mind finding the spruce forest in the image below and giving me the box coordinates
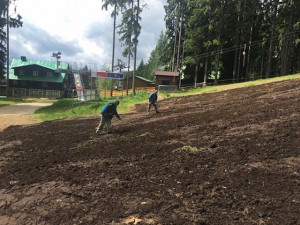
[140,0,300,84]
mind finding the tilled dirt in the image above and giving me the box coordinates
[0,79,299,225]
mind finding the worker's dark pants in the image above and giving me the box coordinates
[96,116,111,133]
[148,101,158,114]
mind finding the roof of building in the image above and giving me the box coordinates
[9,58,69,83]
[154,71,180,77]
[126,75,155,84]
[11,59,69,70]
[135,76,155,83]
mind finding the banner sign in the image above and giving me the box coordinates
[73,73,85,101]
[97,72,123,79]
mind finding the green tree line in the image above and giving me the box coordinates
[0,0,22,80]
[114,0,300,86]
[160,0,300,85]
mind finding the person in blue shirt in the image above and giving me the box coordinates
[96,99,121,134]
[148,90,159,117]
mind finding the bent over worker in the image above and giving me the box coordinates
[148,90,159,117]
[96,99,121,134]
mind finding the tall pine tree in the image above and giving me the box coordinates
[0,0,22,79]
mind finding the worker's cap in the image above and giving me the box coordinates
[155,90,158,93]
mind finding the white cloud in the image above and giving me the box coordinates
[10,0,167,70]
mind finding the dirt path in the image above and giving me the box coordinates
[0,102,55,131]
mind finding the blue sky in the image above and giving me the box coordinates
[9,0,167,71]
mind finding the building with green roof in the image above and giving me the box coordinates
[8,57,74,98]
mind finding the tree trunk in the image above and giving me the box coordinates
[179,40,185,89]
[266,0,279,78]
[6,1,9,97]
[194,64,198,88]
[260,46,264,77]
[126,0,133,96]
[214,44,221,84]
[280,0,294,76]
[237,44,242,81]
[110,4,117,97]
[172,19,178,72]
[204,57,208,86]
[214,29,221,84]
[126,54,130,96]
[246,26,253,79]
[232,0,242,82]
[237,0,246,81]
[176,13,183,72]
[132,0,140,95]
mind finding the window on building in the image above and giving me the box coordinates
[20,89,26,96]
[46,90,60,98]
[12,89,18,96]
[33,71,39,76]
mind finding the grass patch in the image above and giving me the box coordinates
[173,145,217,154]
[173,146,199,154]
[34,90,151,121]
[35,98,103,121]
[117,90,150,113]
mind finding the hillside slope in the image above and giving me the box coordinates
[0,79,300,225]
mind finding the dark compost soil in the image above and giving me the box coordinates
[0,79,299,225]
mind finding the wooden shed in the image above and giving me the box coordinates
[154,71,180,89]
[123,75,155,90]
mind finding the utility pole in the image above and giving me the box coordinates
[116,59,127,72]
[52,52,61,69]
[179,42,185,89]
[126,54,130,96]
[176,13,183,72]
[113,59,127,98]
[117,59,126,98]
[172,19,178,72]
[6,1,9,97]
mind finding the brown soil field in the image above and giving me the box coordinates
[0,79,299,225]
